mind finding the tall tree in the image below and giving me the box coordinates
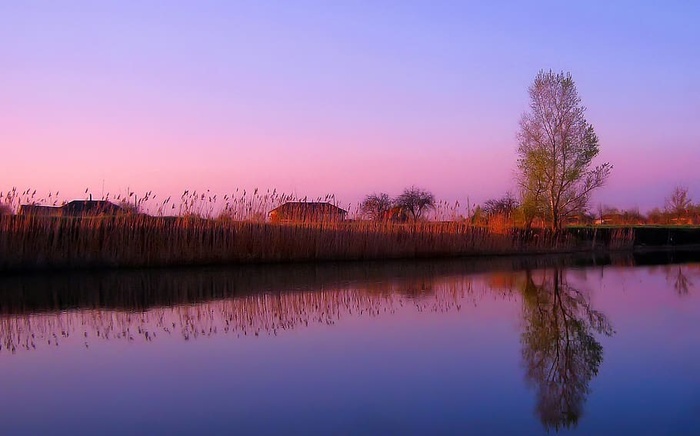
[395,186,435,221]
[359,193,392,221]
[517,70,611,231]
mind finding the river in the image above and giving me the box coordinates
[0,253,698,435]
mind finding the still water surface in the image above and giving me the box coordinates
[1,254,699,435]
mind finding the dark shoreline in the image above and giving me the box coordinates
[2,249,700,315]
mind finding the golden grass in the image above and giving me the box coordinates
[0,213,634,271]
[0,187,640,271]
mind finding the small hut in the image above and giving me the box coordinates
[18,205,61,216]
[60,200,126,216]
[268,202,347,223]
[19,200,126,217]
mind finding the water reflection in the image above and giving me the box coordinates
[666,264,695,296]
[1,254,699,432]
[0,259,499,353]
[0,256,605,353]
[520,269,613,431]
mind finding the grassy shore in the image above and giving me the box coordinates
[0,214,639,272]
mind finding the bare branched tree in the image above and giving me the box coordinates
[483,193,519,217]
[665,186,692,219]
[395,186,435,221]
[517,70,612,231]
[359,193,392,221]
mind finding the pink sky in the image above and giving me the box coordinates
[2,2,699,213]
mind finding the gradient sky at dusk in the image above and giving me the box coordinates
[2,1,698,211]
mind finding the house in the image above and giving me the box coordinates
[18,200,126,217]
[268,202,347,223]
[594,212,644,226]
[60,200,126,216]
[565,213,595,226]
[17,205,61,216]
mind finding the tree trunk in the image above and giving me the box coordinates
[551,208,560,233]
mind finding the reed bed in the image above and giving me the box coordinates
[0,186,636,271]
[0,214,634,271]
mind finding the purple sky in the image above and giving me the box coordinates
[2,1,699,212]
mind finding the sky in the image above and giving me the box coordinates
[2,0,699,213]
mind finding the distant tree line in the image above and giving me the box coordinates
[474,185,700,228]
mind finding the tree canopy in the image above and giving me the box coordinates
[517,70,611,231]
[395,186,435,221]
[483,193,519,217]
[359,193,392,221]
[665,186,692,218]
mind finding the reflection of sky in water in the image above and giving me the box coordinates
[581,265,700,435]
[0,261,698,435]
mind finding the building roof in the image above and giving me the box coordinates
[61,200,125,214]
[18,205,60,215]
[19,200,126,216]
[269,202,347,215]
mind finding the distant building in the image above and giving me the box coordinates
[17,205,60,216]
[18,200,126,217]
[594,212,644,226]
[268,202,347,223]
[565,213,595,226]
[60,200,126,216]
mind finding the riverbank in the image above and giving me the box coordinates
[3,215,695,272]
[0,215,635,272]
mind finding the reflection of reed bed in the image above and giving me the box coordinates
[5,259,692,355]
[0,254,620,315]
[0,277,488,354]
[0,215,634,271]
[1,253,660,354]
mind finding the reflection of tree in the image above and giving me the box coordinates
[520,269,613,431]
[666,266,693,296]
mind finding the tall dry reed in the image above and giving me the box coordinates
[0,213,634,272]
